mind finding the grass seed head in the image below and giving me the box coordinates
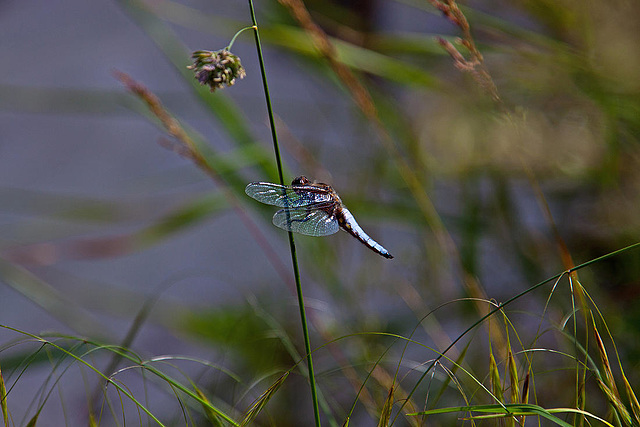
[188,49,246,92]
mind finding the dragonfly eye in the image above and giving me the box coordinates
[292,176,311,186]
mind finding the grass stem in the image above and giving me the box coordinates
[246,2,322,426]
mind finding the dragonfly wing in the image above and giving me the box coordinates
[273,207,339,237]
[245,182,296,207]
[246,182,330,208]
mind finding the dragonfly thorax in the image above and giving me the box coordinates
[292,176,311,186]
[292,176,338,199]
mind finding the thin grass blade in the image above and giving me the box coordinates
[241,373,289,426]
[0,361,7,427]
[376,385,394,427]
[0,258,106,336]
[26,413,38,427]
[521,371,529,405]
[408,403,579,427]
[591,319,633,424]
[622,373,640,425]
[592,321,620,398]
[507,350,518,404]
[503,313,519,407]
[489,350,504,403]
[506,350,518,427]
[194,386,224,427]
[596,379,633,427]
[432,340,470,408]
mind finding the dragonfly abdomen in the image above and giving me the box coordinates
[338,207,393,259]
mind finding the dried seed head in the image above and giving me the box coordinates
[187,49,246,92]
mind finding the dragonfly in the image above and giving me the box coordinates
[245,176,393,259]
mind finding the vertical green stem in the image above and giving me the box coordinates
[246,2,322,426]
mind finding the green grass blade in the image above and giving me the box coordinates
[622,374,640,425]
[507,350,518,404]
[25,413,38,427]
[376,385,394,427]
[489,350,503,404]
[408,403,616,427]
[430,340,470,408]
[246,1,321,425]
[194,387,225,427]
[0,361,7,427]
[591,318,633,425]
[240,373,288,426]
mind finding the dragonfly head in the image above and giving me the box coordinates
[292,176,311,186]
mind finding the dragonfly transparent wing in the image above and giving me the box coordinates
[245,182,333,208]
[272,207,339,236]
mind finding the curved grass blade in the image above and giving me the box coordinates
[0,258,107,337]
[408,403,615,427]
[240,373,288,426]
